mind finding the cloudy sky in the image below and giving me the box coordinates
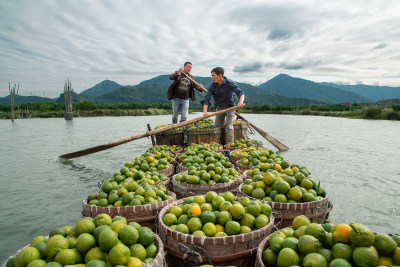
[1,0,399,98]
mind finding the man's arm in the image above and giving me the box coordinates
[169,67,183,80]
[238,94,245,108]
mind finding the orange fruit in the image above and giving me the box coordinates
[332,223,352,244]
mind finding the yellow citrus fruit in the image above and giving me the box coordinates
[187,217,202,233]
[163,213,178,226]
[202,223,217,237]
[75,218,96,235]
[110,220,126,235]
[230,203,245,220]
[25,259,46,267]
[332,223,352,244]
[223,192,235,202]
[188,205,202,218]
[126,257,143,267]
[219,201,232,212]
[46,235,69,259]
[54,249,76,265]
[294,226,307,239]
[84,247,107,263]
[215,224,224,233]
[30,236,45,246]
[129,244,147,261]
[15,247,40,267]
[93,214,112,227]
[193,195,206,205]
[169,206,183,218]
[393,247,400,265]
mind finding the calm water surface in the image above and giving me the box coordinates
[1,114,399,263]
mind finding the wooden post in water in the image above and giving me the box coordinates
[64,79,73,120]
[9,83,20,122]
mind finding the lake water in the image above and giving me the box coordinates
[1,114,399,263]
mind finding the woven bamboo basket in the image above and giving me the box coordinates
[170,173,244,199]
[235,160,252,172]
[155,129,184,146]
[157,164,175,177]
[158,197,277,267]
[238,183,332,228]
[187,128,221,144]
[82,191,177,230]
[255,233,271,267]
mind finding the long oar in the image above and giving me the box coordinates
[59,106,241,160]
[181,72,207,92]
[235,112,289,151]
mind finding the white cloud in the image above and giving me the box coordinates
[1,0,400,97]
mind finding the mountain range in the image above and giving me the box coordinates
[2,74,399,106]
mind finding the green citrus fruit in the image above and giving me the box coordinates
[138,227,154,247]
[15,247,40,267]
[129,244,147,261]
[120,225,139,246]
[45,235,68,259]
[108,243,130,265]
[277,247,300,267]
[302,252,327,267]
[76,233,95,253]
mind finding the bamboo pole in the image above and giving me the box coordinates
[235,112,289,151]
[59,106,241,159]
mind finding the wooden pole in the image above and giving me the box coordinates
[235,112,289,151]
[59,105,241,159]
[147,124,156,146]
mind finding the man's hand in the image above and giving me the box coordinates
[177,67,183,75]
[203,112,208,117]
[198,84,205,91]
[238,102,245,108]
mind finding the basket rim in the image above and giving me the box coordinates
[82,190,177,213]
[157,195,276,247]
[237,182,330,209]
[170,171,244,190]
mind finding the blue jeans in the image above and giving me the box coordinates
[172,97,189,123]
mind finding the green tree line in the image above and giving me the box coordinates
[1,101,399,120]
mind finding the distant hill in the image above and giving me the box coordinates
[0,95,54,105]
[321,82,400,102]
[5,73,400,106]
[258,74,373,104]
[80,80,122,96]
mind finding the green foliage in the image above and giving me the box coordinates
[361,106,382,119]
